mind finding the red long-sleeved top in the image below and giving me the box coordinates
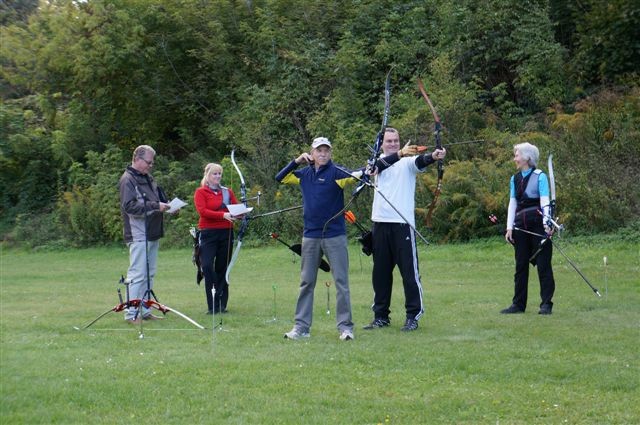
[194,186,239,230]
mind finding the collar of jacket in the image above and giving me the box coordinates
[310,160,333,173]
[126,165,153,182]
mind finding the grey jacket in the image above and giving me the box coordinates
[119,166,164,243]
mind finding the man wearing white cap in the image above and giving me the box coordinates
[275,137,359,341]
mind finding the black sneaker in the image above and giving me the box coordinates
[401,318,418,332]
[363,318,390,330]
[538,304,552,315]
[500,305,525,314]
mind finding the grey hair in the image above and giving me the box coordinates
[384,127,399,135]
[132,145,156,162]
[514,142,539,167]
[201,163,223,187]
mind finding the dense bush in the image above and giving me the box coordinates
[1,0,638,248]
[549,88,640,233]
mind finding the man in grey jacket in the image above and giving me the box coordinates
[119,145,170,323]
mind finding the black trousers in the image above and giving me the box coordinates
[371,222,424,320]
[199,228,233,312]
[512,224,555,310]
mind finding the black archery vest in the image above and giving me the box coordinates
[514,169,543,228]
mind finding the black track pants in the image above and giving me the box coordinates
[371,222,424,320]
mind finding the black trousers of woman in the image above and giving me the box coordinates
[198,228,233,313]
[512,223,555,311]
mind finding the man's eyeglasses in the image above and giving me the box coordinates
[140,157,154,166]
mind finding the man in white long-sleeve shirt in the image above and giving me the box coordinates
[364,127,446,332]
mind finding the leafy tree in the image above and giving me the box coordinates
[0,96,62,234]
[1,0,638,247]
[548,88,640,232]
[571,0,640,84]
[436,0,569,114]
[0,0,39,26]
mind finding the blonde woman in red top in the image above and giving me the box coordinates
[194,163,239,314]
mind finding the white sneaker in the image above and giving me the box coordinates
[284,328,310,340]
[339,330,354,341]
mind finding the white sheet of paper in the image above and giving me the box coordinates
[167,197,188,214]
[226,203,253,217]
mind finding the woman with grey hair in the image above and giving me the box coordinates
[502,142,556,315]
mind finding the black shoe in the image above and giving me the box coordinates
[401,318,418,332]
[500,305,525,314]
[538,304,552,315]
[363,318,390,330]
[206,310,213,315]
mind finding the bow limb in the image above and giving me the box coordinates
[381,67,393,131]
[226,150,250,285]
[231,149,247,204]
[539,154,563,235]
[78,306,123,330]
[354,67,394,197]
[327,69,394,235]
[77,288,132,329]
[144,300,206,329]
[546,154,557,229]
[417,78,444,228]
[373,67,393,162]
[547,154,556,204]
[531,154,562,262]
[225,237,244,284]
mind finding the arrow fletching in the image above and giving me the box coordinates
[344,210,356,224]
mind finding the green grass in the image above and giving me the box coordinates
[1,238,638,424]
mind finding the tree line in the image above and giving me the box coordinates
[1,0,639,248]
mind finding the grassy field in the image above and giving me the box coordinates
[1,237,638,424]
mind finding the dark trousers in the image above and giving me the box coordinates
[512,224,555,310]
[371,222,424,321]
[199,229,233,312]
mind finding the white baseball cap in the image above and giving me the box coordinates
[311,137,332,149]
